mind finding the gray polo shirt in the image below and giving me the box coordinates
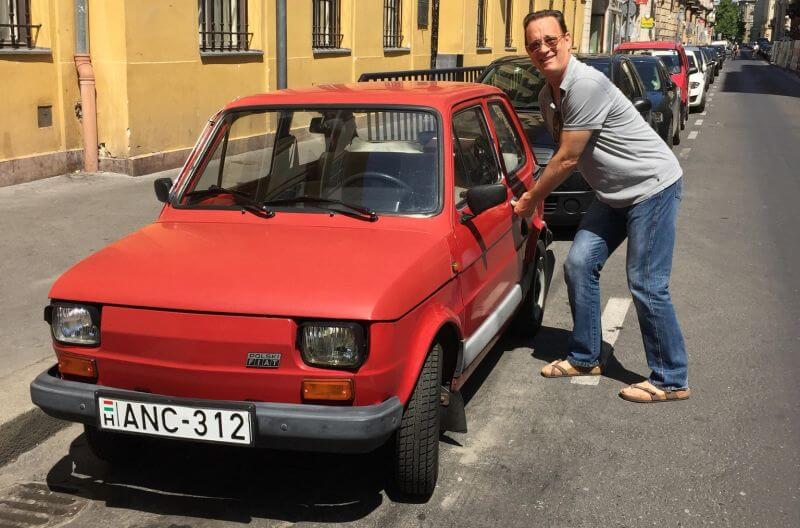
[539,56,682,207]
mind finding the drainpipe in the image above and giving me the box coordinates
[276,0,287,89]
[74,0,98,172]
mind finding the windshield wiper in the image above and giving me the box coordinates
[264,195,378,222]
[184,185,275,218]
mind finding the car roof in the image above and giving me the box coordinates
[616,41,684,51]
[226,81,505,111]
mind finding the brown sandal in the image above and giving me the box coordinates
[541,360,602,378]
[619,382,691,403]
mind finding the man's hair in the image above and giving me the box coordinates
[522,10,568,45]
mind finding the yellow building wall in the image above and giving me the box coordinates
[0,0,81,164]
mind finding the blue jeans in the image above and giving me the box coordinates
[563,180,688,390]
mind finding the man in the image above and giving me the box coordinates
[512,10,690,403]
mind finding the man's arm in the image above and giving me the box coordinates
[512,129,592,217]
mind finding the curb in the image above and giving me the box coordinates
[0,407,70,468]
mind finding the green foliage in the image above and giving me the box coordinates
[715,0,740,40]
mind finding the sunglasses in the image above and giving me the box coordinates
[526,34,565,53]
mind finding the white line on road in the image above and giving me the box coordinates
[679,147,692,159]
[688,131,698,140]
[695,119,703,126]
[572,297,632,386]
[700,111,707,116]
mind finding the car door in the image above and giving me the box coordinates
[451,101,519,367]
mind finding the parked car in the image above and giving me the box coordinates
[30,82,554,499]
[683,51,707,112]
[699,46,719,79]
[615,41,690,132]
[685,46,713,89]
[478,56,594,226]
[628,55,682,145]
[479,54,658,226]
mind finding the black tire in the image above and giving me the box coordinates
[84,424,144,465]
[680,105,687,130]
[511,239,548,338]
[394,343,441,499]
[672,117,681,146]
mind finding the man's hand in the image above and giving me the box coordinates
[512,191,538,217]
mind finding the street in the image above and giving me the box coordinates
[1,54,799,527]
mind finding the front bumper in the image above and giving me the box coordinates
[30,366,403,453]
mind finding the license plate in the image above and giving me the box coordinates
[97,396,253,445]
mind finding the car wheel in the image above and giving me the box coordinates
[84,424,144,465]
[511,239,549,337]
[680,105,686,130]
[672,117,681,146]
[394,342,441,499]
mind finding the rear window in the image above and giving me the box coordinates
[479,62,546,110]
[620,49,681,74]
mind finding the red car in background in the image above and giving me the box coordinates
[30,82,553,499]
[615,41,690,131]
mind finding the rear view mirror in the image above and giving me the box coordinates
[689,66,698,75]
[309,116,326,134]
[461,183,508,222]
[633,98,652,113]
[154,178,173,203]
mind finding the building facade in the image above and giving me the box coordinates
[1,0,585,187]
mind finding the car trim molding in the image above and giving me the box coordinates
[461,284,522,367]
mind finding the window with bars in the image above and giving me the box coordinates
[313,0,343,49]
[476,0,487,48]
[384,0,403,48]
[0,0,37,49]
[198,0,250,52]
[505,0,513,48]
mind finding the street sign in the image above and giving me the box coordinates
[641,17,655,29]
[626,0,637,17]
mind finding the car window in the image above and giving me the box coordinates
[616,62,638,100]
[182,107,440,215]
[650,50,681,74]
[487,102,526,175]
[452,107,501,206]
[633,61,661,91]
[687,54,697,69]
[480,62,546,111]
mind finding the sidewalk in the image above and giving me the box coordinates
[0,169,177,463]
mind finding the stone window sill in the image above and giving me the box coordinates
[313,48,352,57]
[0,47,51,56]
[384,47,411,55]
[477,47,492,53]
[200,49,264,58]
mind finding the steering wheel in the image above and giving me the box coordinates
[334,171,414,210]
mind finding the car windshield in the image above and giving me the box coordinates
[650,51,681,73]
[179,108,440,215]
[632,60,662,91]
[479,62,546,110]
[581,59,611,78]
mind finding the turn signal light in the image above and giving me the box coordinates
[302,379,354,403]
[57,351,97,381]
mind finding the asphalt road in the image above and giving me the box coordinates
[1,55,798,527]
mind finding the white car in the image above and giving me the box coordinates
[685,51,706,112]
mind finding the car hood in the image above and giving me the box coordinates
[49,221,454,321]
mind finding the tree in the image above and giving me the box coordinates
[715,0,740,40]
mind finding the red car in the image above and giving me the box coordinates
[615,41,690,131]
[31,82,552,498]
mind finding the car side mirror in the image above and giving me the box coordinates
[633,98,652,113]
[461,183,508,223]
[154,177,173,203]
[689,66,698,75]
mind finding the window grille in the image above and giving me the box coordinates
[313,0,343,49]
[198,0,250,52]
[505,0,513,48]
[384,0,403,48]
[0,0,38,49]
[477,0,487,48]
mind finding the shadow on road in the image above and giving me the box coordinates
[721,63,800,98]
[46,433,392,523]
[527,326,646,386]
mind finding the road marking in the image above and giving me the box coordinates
[688,131,698,140]
[571,297,632,386]
[695,119,703,126]
[679,147,692,159]
[700,111,707,116]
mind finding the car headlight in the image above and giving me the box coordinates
[690,82,700,89]
[652,112,663,123]
[45,303,101,346]
[299,323,366,368]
